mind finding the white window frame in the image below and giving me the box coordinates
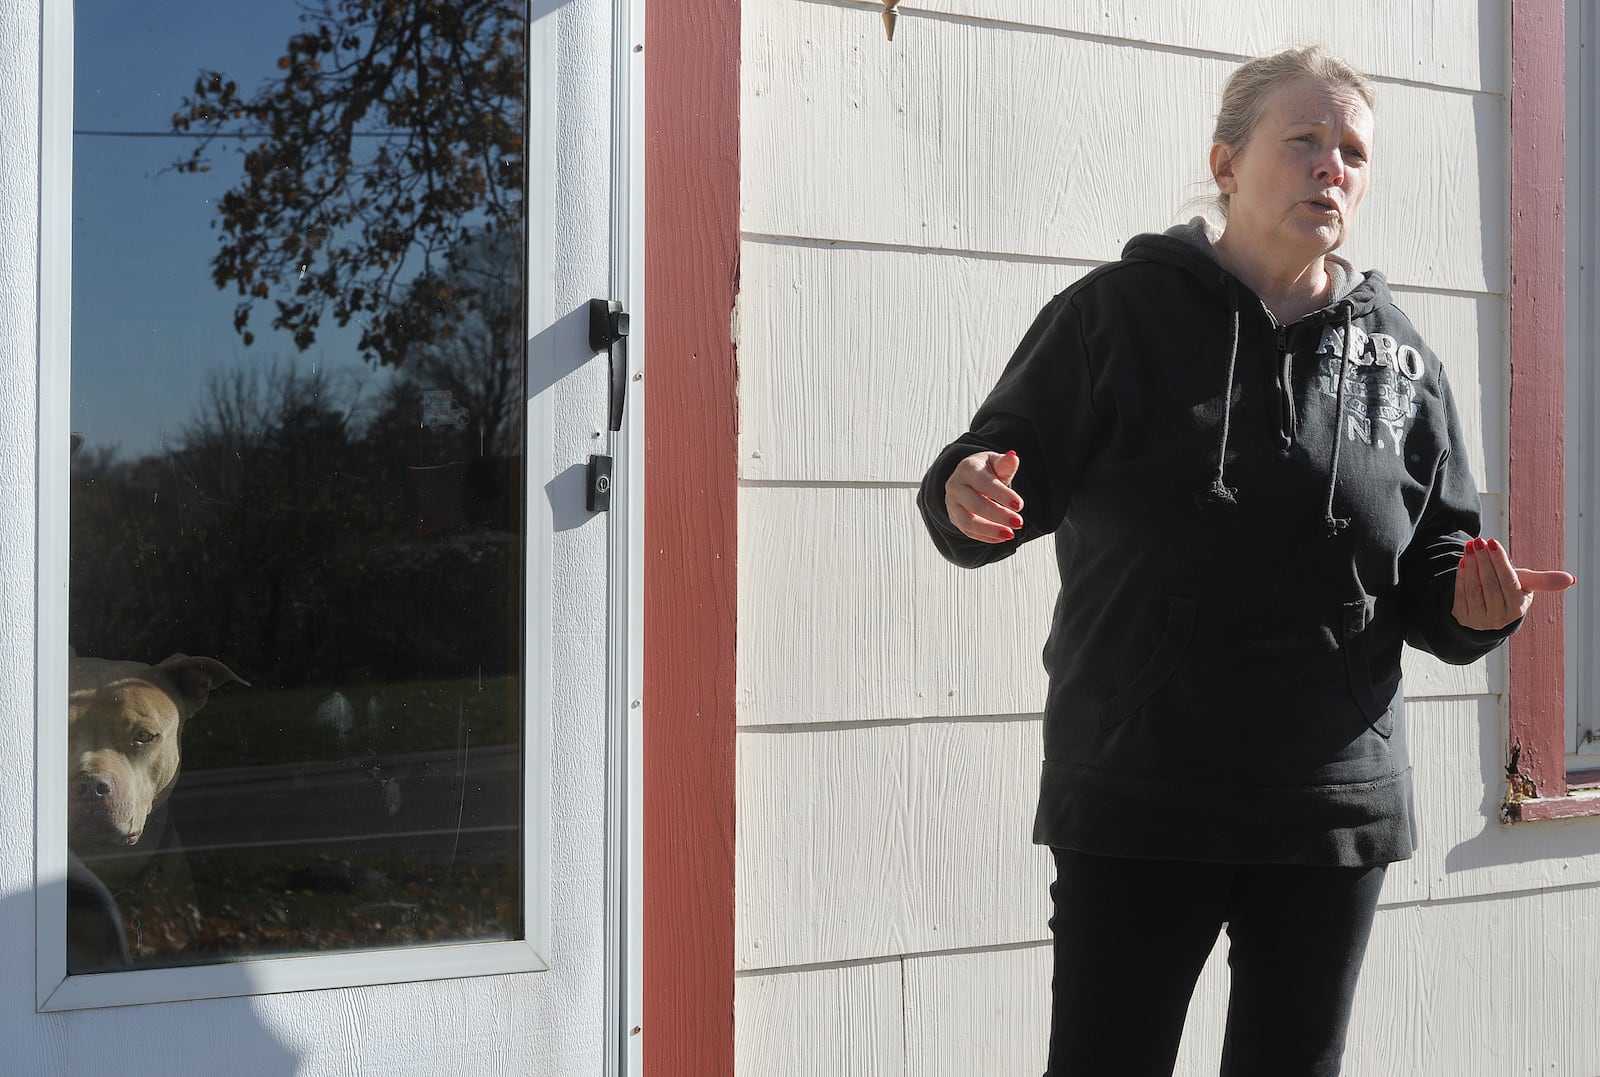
[30,0,642,1011]
[1568,0,1599,762]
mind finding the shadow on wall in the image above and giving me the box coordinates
[1444,698,1600,873]
[4,882,302,1076]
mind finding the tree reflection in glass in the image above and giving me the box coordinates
[67,0,528,971]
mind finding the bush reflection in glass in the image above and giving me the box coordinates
[67,0,528,971]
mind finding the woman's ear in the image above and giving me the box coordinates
[1210,142,1238,195]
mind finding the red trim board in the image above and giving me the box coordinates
[1506,0,1571,808]
[642,1,741,1073]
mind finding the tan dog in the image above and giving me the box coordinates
[68,653,246,855]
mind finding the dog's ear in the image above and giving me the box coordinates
[153,654,250,717]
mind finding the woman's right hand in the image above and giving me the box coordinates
[944,450,1025,543]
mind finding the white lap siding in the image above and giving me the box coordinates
[735,2,1600,1075]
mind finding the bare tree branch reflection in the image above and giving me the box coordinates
[388,229,524,458]
[171,0,525,365]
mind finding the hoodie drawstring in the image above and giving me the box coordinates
[1322,301,1355,538]
[1195,286,1241,509]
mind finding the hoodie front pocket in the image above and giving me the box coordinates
[1095,595,1196,731]
[1341,597,1391,736]
[1153,594,1393,764]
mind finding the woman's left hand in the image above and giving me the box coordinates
[1453,537,1577,631]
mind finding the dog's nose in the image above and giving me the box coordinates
[72,775,112,800]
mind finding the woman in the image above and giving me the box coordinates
[917,46,1575,1077]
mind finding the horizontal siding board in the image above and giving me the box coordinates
[900,937,1236,1076]
[1380,798,1433,906]
[884,0,1502,93]
[737,242,1085,486]
[1408,696,1600,900]
[739,486,1056,725]
[735,699,1599,972]
[734,961,906,1076]
[744,4,1504,294]
[1400,642,1498,702]
[1387,287,1507,494]
[1344,887,1600,1075]
[739,486,1494,727]
[894,886,1600,1076]
[902,945,1051,1076]
[739,243,1503,490]
[733,694,1589,980]
[736,720,1050,969]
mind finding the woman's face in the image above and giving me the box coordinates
[1212,77,1375,259]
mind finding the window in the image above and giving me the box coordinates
[39,0,554,1006]
[1503,0,1598,819]
[1568,1,1600,767]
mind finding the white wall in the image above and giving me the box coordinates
[734,2,1600,1073]
[0,1,620,1072]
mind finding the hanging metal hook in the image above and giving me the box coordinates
[882,0,900,40]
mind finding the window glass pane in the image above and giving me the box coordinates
[67,0,528,972]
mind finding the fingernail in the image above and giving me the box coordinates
[1005,450,1017,457]
[999,528,1015,541]
[1489,538,1503,552]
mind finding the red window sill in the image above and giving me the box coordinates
[1504,772,1600,822]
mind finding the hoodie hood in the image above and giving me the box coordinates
[1119,218,1391,322]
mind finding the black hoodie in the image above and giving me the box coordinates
[918,224,1517,866]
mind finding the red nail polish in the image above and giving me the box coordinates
[999,527,1015,541]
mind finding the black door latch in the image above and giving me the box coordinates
[589,298,629,433]
[586,453,613,513]
[586,298,628,513]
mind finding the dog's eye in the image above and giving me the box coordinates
[131,729,158,745]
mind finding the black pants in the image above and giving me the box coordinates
[1046,848,1387,1077]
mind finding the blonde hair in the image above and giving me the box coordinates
[1211,45,1376,219]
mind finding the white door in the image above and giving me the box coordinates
[38,0,641,1071]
